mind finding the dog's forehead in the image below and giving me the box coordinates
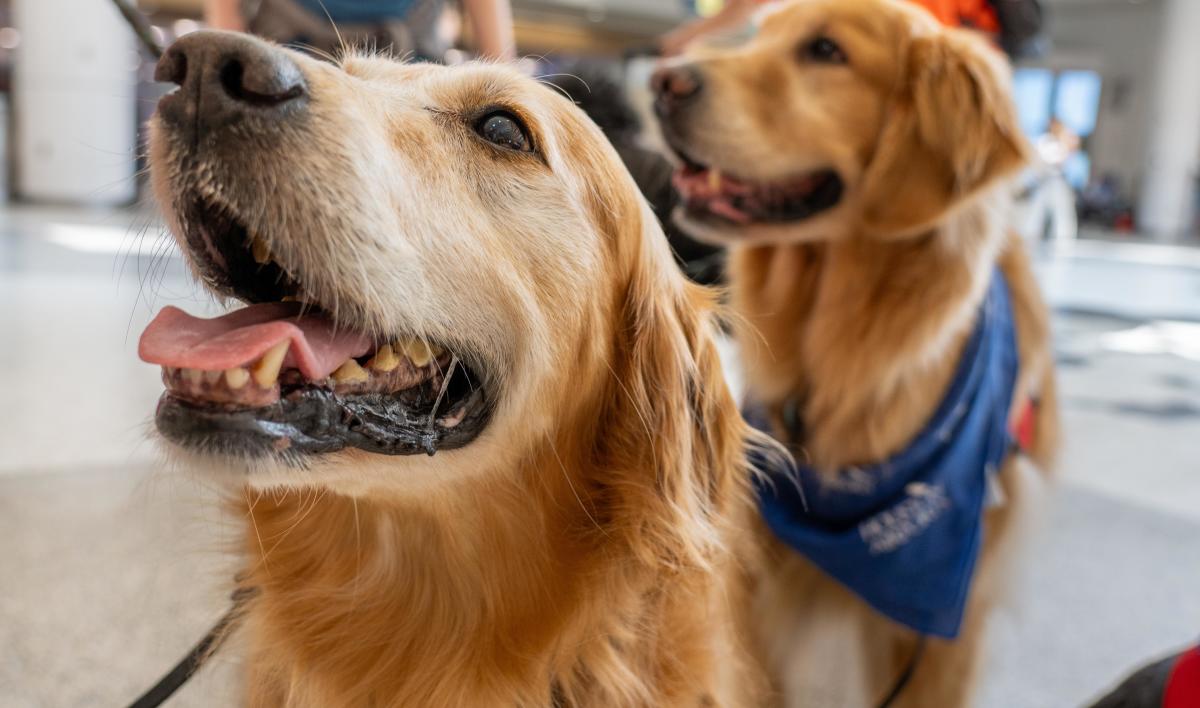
[757,0,913,42]
[332,56,609,179]
[340,57,554,114]
[427,66,545,110]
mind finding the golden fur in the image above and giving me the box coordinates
[659,0,1061,705]
[149,54,769,705]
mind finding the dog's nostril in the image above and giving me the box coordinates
[651,67,702,108]
[154,48,188,86]
[219,59,247,101]
[651,69,671,96]
[219,56,306,108]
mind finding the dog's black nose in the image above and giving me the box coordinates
[651,65,702,114]
[155,30,306,135]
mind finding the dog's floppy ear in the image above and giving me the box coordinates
[564,109,751,575]
[596,201,751,574]
[860,28,1030,236]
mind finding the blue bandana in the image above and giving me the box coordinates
[748,271,1019,639]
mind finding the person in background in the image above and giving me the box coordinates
[204,0,515,63]
[1018,116,1080,247]
[660,0,1003,56]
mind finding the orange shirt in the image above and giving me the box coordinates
[741,0,1000,32]
[914,0,1000,32]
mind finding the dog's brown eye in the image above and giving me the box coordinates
[476,112,532,152]
[803,37,847,65]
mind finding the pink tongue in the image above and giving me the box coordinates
[139,304,374,381]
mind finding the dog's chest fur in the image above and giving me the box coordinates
[729,221,1000,468]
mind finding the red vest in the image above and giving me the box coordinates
[915,0,1001,32]
[1166,646,1200,708]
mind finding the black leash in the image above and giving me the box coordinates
[109,0,164,59]
[126,586,255,708]
[875,635,927,708]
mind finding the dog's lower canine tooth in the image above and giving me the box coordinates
[708,169,722,191]
[332,359,369,383]
[251,237,271,265]
[252,340,289,387]
[402,339,433,368]
[368,344,400,372]
[225,367,250,389]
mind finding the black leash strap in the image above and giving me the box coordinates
[126,587,255,708]
[109,0,164,59]
[876,635,927,708]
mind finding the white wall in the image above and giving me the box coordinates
[12,0,138,205]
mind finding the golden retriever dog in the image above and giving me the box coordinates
[651,0,1061,705]
[138,31,771,706]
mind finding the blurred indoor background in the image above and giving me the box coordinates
[0,0,1198,706]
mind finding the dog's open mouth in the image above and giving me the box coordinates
[671,162,843,225]
[139,198,490,459]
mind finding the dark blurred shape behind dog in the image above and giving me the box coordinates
[540,64,724,285]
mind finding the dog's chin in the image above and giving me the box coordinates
[673,201,849,248]
[157,424,502,495]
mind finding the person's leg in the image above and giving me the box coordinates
[1050,176,1078,248]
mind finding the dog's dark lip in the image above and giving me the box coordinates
[671,144,708,173]
[156,365,492,459]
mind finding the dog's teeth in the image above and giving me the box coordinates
[429,342,445,358]
[368,344,400,372]
[708,169,722,191]
[332,359,369,383]
[251,340,289,387]
[203,370,223,385]
[400,339,433,368]
[183,368,203,385]
[251,236,271,265]
[225,367,250,389]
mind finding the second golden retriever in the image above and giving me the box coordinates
[653,0,1060,705]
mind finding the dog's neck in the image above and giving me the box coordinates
[237,459,592,706]
[730,192,1009,467]
[233,301,761,706]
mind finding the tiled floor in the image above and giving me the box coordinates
[1,208,1198,707]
